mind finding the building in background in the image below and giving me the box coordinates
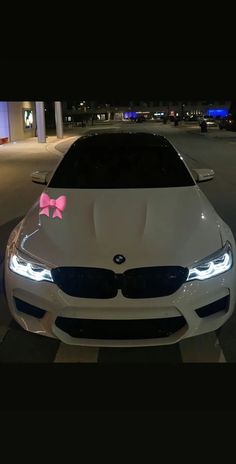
[0,102,9,144]
[0,100,232,144]
[0,101,35,144]
[62,100,231,126]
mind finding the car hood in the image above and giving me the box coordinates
[18,186,222,270]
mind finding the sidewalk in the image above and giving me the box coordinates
[0,135,78,159]
[0,121,119,158]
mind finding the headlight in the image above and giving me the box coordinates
[187,241,233,281]
[9,249,53,282]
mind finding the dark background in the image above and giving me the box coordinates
[1,59,236,103]
[1,57,236,412]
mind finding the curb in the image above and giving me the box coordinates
[45,143,63,157]
[54,136,81,154]
[46,136,79,157]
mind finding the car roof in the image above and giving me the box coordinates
[74,131,169,147]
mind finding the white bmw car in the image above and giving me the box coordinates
[4,132,236,346]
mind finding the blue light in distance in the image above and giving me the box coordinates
[124,111,137,119]
[207,108,228,118]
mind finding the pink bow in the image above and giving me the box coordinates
[39,193,66,219]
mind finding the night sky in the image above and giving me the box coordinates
[1,59,236,103]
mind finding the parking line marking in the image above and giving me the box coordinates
[54,344,99,363]
[179,332,225,363]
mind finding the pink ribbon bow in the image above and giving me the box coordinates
[39,193,67,219]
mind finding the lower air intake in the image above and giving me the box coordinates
[55,315,186,339]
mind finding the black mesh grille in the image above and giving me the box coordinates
[51,266,188,299]
[123,267,188,298]
[55,316,186,339]
[51,267,116,298]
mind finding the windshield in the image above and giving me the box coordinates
[49,133,195,189]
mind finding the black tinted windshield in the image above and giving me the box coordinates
[49,133,194,189]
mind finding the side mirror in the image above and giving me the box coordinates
[31,171,51,185]
[193,168,215,183]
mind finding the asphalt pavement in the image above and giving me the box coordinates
[1,122,236,362]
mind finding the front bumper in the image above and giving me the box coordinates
[4,259,236,347]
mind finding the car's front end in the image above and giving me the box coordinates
[4,186,236,347]
[4,258,236,347]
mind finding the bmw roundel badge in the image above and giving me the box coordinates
[113,254,126,264]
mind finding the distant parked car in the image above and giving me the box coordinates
[183,115,201,123]
[219,117,236,131]
[199,116,217,127]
